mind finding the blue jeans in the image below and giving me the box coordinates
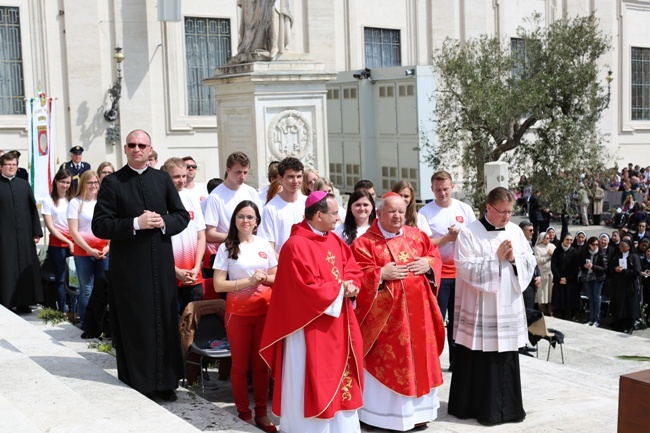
[584,280,604,324]
[437,278,456,368]
[74,255,109,326]
[48,246,69,313]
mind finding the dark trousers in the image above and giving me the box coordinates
[437,278,456,368]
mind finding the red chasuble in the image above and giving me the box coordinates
[259,221,364,418]
[351,221,445,398]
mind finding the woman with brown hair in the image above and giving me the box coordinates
[67,170,109,327]
[391,180,432,236]
[213,200,278,431]
[41,168,75,313]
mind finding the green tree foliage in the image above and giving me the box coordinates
[428,13,612,211]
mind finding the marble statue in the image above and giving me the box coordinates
[230,0,293,63]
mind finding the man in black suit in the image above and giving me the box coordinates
[92,129,189,402]
[60,145,91,193]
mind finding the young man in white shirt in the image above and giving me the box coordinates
[418,170,476,371]
[204,152,263,244]
[162,157,207,314]
[258,157,306,253]
[182,156,209,204]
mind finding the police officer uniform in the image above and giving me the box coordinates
[60,145,91,193]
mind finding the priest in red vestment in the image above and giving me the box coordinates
[259,191,364,433]
[351,192,446,431]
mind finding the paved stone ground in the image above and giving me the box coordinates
[5,300,648,433]
[4,214,647,432]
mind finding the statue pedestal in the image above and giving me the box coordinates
[204,60,336,188]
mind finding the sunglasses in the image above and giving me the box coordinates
[126,143,149,150]
[186,164,197,170]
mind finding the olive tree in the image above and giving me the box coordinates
[427,13,612,211]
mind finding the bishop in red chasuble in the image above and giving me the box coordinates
[351,193,445,431]
[260,192,364,433]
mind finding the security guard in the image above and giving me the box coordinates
[60,145,91,193]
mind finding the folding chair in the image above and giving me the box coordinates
[528,314,565,364]
[185,311,231,389]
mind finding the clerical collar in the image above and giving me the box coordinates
[1,173,16,180]
[128,164,148,175]
[378,222,403,239]
[306,222,327,236]
[480,216,505,232]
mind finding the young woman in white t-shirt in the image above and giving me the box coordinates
[41,169,74,313]
[67,170,109,328]
[335,188,376,246]
[213,200,278,432]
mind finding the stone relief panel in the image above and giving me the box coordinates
[266,109,315,167]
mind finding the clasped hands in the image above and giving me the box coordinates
[342,280,359,298]
[176,267,200,285]
[381,257,431,281]
[250,269,268,286]
[138,210,165,230]
[496,240,515,263]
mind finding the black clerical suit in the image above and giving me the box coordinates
[91,165,189,395]
[0,175,43,309]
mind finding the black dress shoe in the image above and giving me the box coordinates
[155,390,177,402]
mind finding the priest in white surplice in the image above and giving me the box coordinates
[448,187,536,426]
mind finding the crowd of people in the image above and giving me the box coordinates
[4,136,645,432]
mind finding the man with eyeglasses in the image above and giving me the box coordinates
[161,157,206,314]
[0,152,44,313]
[350,193,445,431]
[260,191,364,432]
[92,129,190,402]
[182,156,208,204]
[449,187,537,426]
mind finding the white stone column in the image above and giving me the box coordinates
[204,61,336,188]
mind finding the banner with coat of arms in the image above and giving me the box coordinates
[26,92,56,202]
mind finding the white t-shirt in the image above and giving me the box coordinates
[257,194,306,253]
[67,197,104,248]
[41,196,70,233]
[334,223,370,245]
[258,184,270,203]
[172,189,206,271]
[417,213,432,236]
[203,183,263,233]
[213,235,278,278]
[185,182,209,204]
[418,198,476,264]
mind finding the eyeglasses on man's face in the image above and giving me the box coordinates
[489,204,513,216]
[126,142,150,150]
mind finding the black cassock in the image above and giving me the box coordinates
[92,166,189,394]
[0,176,43,309]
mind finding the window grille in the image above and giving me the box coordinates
[185,17,231,116]
[0,6,25,115]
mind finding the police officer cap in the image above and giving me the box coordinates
[8,150,21,158]
[69,146,85,155]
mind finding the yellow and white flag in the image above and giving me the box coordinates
[27,94,56,202]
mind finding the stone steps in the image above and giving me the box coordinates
[0,306,256,433]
